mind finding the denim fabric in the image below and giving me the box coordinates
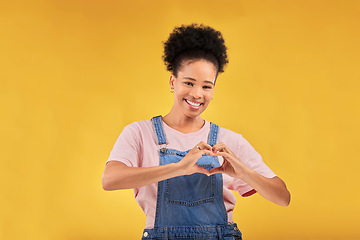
[143,116,242,240]
[142,223,242,240]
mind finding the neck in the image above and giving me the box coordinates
[162,106,205,133]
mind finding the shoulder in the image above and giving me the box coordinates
[211,124,242,153]
[113,119,157,150]
[217,125,245,144]
[218,125,257,145]
[117,119,154,140]
[123,119,153,132]
[216,124,259,157]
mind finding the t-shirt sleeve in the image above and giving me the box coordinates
[225,133,277,197]
[106,122,142,167]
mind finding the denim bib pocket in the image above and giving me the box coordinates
[165,164,215,206]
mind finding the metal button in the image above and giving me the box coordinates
[143,232,149,237]
[160,148,166,153]
[234,226,238,231]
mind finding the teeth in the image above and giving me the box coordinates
[186,99,201,107]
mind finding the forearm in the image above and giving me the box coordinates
[102,162,183,190]
[240,169,291,206]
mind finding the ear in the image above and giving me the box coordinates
[169,74,176,89]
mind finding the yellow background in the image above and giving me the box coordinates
[1,0,359,239]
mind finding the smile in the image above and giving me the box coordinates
[185,99,203,108]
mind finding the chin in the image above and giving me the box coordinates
[185,109,206,118]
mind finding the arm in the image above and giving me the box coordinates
[209,142,291,206]
[102,161,182,190]
[102,141,215,191]
[240,172,290,206]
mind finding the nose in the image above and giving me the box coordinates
[189,86,202,99]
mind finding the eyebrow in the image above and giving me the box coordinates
[183,77,214,85]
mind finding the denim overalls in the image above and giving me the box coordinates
[141,116,242,240]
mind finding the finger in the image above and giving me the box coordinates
[196,142,213,151]
[211,142,227,152]
[201,149,216,156]
[212,142,233,154]
[213,151,234,162]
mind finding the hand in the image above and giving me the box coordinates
[176,141,215,176]
[209,143,291,206]
[209,142,251,179]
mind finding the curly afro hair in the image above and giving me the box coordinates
[162,23,228,78]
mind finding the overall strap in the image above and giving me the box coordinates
[208,122,220,147]
[151,115,168,146]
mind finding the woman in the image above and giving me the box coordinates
[102,23,290,240]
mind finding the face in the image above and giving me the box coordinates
[170,59,217,118]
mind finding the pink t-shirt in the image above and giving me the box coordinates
[106,119,276,229]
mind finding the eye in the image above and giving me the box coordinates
[184,82,193,86]
[203,85,212,89]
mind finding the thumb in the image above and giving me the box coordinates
[194,165,211,176]
[208,167,223,175]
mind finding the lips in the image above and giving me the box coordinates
[184,99,203,110]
